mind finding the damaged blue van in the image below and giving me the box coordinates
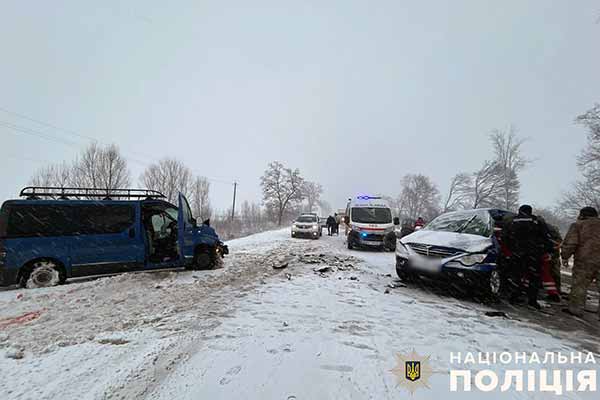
[0,187,227,288]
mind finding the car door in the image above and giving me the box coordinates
[177,193,196,263]
[70,203,145,276]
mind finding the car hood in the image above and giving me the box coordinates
[400,230,493,253]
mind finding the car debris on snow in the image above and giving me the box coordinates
[272,262,289,270]
[484,311,510,318]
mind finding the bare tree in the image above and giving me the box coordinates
[30,162,72,188]
[189,176,212,220]
[443,172,472,212]
[559,179,600,219]
[575,103,600,185]
[471,161,503,208]
[302,181,323,213]
[490,126,528,210]
[72,143,131,195]
[397,174,441,221]
[260,161,305,226]
[560,104,600,217]
[140,158,193,203]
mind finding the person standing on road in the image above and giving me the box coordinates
[326,215,335,236]
[502,205,553,309]
[561,207,600,319]
[334,213,341,236]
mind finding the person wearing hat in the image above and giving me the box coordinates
[561,207,600,318]
[502,205,553,309]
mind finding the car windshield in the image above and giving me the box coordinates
[351,207,392,224]
[425,210,492,237]
[296,216,317,223]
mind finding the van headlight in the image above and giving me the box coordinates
[455,253,487,266]
[312,224,319,229]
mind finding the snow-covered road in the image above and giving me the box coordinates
[0,229,598,399]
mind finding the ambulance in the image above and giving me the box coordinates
[344,195,396,250]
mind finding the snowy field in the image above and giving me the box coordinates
[0,229,598,399]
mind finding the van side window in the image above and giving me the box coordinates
[77,205,135,235]
[6,204,76,237]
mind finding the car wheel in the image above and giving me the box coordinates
[21,260,64,289]
[194,251,213,270]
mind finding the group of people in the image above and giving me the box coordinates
[501,204,600,319]
[326,213,341,236]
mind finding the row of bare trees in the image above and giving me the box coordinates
[30,143,131,191]
[388,127,530,223]
[29,143,213,221]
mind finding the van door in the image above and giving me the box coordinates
[177,193,196,263]
[70,203,144,276]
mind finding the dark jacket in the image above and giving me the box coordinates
[502,212,552,256]
[326,216,336,226]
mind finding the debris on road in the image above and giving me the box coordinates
[0,310,44,330]
[484,311,510,318]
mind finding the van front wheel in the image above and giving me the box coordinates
[194,250,213,270]
[21,260,65,289]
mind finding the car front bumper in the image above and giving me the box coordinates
[396,255,495,278]
[292,228,320,237]
[348,230,386,247]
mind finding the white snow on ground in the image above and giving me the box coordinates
[0,229,598,399]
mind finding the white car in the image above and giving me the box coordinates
[291,214,321,239]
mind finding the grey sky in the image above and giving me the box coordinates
[1,1,599,213]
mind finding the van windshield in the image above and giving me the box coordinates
[425,210,492,237]
[351,207,392,224]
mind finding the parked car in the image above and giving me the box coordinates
[395,208,514,296]
[291,214,321,239]
[0,186,227,288]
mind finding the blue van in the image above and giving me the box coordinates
[0,187,227,288]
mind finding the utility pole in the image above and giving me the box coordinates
[231,181,237,221]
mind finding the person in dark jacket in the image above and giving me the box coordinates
[326,215,336,236]
[502,205,553,309]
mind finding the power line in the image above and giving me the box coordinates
[0,107,237,186]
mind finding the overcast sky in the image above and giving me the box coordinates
[1,1,599,214]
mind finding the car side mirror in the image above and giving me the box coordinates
[344,216,350,224]
[393,217,400,226]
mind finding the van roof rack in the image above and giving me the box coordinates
[19,186,166,200]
